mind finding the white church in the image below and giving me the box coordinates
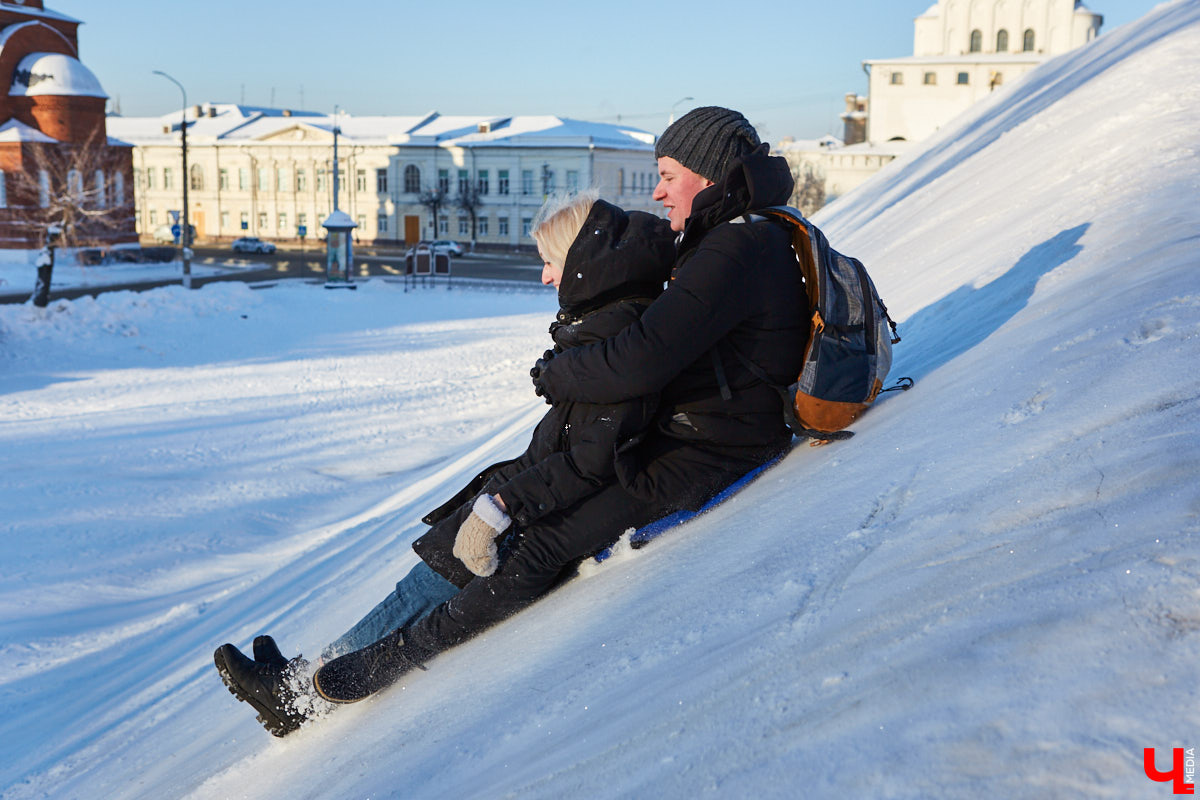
[779,0,1104,210]
[865,0,1104,142]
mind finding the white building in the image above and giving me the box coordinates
[107,105,662,248]
[865,0,1103,143]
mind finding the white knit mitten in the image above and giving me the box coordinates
[453,495,512,577]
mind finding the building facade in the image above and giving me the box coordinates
[0,0,134,249]
[109,106,662,249]
[865,0,1103,143]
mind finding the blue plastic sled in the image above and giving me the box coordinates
[593,455,782,562]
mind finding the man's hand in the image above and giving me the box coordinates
[453,494,512,577]
[530,349,556,404]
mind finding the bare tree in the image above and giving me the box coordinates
[417,186,447,240]
[9,129,134,250]
[789,160,827,218]
[455,183,483,247]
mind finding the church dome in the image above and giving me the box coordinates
[9,51,106,98]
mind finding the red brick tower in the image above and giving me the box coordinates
[0,1,135,248]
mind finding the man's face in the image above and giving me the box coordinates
[653,156,713,232]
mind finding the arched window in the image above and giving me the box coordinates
[996,29,1009,51]
[94,170,106,208]
[0,170,6,208]
[969,29,983,52]
[38,169,49,207]
[190,163,204,191]
[404,164,420,194]
[113,171,125,206]
[1023,29,1036,51]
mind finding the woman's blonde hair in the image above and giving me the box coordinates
[530,188,599,268]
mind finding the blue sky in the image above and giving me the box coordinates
[64,0,1161,142]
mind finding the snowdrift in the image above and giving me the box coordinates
[2,2,1198,797]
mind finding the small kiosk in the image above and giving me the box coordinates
[322,209,357,290]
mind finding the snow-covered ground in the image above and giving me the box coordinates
[0,250,269,297]
[2,2,1198,797]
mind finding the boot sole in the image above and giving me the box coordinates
[213,645,301,738]
[312,665,367,705]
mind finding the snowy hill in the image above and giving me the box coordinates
[2,2,1198,797]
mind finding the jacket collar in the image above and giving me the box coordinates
[677,144,794,257]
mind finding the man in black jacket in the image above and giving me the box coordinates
[379,107,809,683]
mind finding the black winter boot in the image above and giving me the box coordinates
[312,627,429,704]
[252,634,288,668]
[214,643,310,737]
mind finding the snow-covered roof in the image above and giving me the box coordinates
[9,52,105,98]
[108,106,657,152]
[321,210,357,229]
[0,117,59,142]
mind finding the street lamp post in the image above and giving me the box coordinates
[670,96,694,125]
[153,70,192,288]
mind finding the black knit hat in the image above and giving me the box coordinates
[654,106,761,183]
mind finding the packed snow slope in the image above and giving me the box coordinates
[2,3,1198,797]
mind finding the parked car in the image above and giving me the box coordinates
[152,224,196,244]
[231,236,277,254]
[431,239,465,256]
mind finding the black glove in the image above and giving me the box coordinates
[530,349,555,404]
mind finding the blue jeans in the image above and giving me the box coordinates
[321,561,459,661]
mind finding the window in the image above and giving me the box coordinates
[498,169,509,195]
[257,168,268,191]
[890,71,904,85]
[477,216,489,236]
[996,29,1009,52]
[567,170,579,191]
[218,210,228,230]
[477,169,489,195]
[520,169,533,195]
[924,71,937,85]
[498,216,509,236]
[0,170,6,208]
[238,167,249,191]
[957,72,970,85]
[378,213,388,233]
[1023,29,1036,52]
[240,211,249,230]
[278,212,287,231]
[163,167,174,189]
[113,171,124,205]
[437,169,449,193]
[618,168,625,194]
[404,165,420,193]
[355,169,367,192]
[68,169,83,200]
[258,211,268,230]
[92,170,105,208]
[149,209,158,226]
[296,169,307,192]
[521,217,533,237]
[191,164,204,191]
[219,168,229,190]
[298,213,307,230]
[543,169,554,194]
[337,169,345,190]
[133,168,142,189]
[438,216,448,235]
[146,167,156,189]
[316,168,326,192]
[458,169,469,194]
[276,168,288,192]
[458,216,469,236]
[376,168,388,193]
[356,214,366,232]
[969,29,982,52]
